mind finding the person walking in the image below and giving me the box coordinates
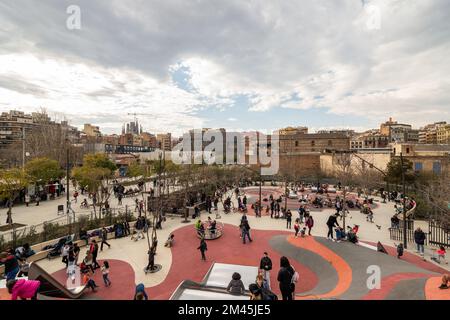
[73,243,80,265]
[277,256,295,301]
[198,238,207,261]
[35,195,40,206]
[100,227,111,251]
[286,210,292,229]
[89,240,100,269]
[259,252,272,290]
[241,220,253,244]
[414,227,426,258]
[294,219,300,238]
[101,261,112,287]
[326,213,340,241]
[270,200,275,218]
[24,194,30,207]
[305,215,314,236]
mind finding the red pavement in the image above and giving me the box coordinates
[148,223,318,300]
[51,259,136,300]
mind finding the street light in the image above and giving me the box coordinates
[400,152,407,249]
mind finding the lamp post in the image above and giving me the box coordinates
[400,152,407,249]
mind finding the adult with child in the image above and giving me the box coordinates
[326,213,340,241]
[277,256,295,301]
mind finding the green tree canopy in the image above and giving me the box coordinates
[25,157,63,185]
[0,168,29,201]
[385,157,416,185]
[71,153,117,193]
[83,153,117,172]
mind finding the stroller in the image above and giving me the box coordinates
[47,236,71,259]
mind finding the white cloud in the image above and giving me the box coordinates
[0,0,449,132]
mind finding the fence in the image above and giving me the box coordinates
[428,221,450,248]
[389,227,428,245]
[0,206,136,251]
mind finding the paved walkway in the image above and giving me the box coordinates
[2,186,448,300]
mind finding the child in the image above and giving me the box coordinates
[397,243,404,259]
[300,227,307,238]
[335,227,345,242]
[294,220,300,238]
[438,246,448,264]
[6,279,41,300]
[83,271,99,292]
[165,234,175,247]
[433,246,448,264]
[101,261,112,287]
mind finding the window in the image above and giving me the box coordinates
[328,140,332,146]
[295,141,298,147]
[311,140,315,147]
[414,162,423,171]
[433,162,441,174]
[406,147,410,154]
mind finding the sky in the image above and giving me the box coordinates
[0,0,449,136]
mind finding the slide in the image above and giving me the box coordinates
[27,262,87,299]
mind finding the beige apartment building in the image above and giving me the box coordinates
[83,124,101,137]
[436,124,450,144]
[157,133,172,151]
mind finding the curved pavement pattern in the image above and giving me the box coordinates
[271,235,448,300]
[2,223,449,300]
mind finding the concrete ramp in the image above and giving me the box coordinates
[170,263,257,300]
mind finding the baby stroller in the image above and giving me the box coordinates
[47,236,70,259]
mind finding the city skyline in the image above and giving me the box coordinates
[1,1,450,136]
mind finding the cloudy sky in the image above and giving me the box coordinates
[0,0,449,136]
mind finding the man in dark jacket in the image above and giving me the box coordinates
[90,240,100,269]
[100,227,111,251]
[326,213,340,241]
[414,227,426,257]
[197,238,207,261]
[260,252,273,289]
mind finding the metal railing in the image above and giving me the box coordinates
[0,207,135,251]
[389,226,427,245]
[429,221,450,248]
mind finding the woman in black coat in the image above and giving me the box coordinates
[277,256,294,300]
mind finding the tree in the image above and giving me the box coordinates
[0,168,29,229]
[72,154,117,218]
[332,153,357,230]
[385,157,416,186]
[127,163,145,179]
[25,157,63,186]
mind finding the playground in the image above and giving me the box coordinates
[1,186,449,300]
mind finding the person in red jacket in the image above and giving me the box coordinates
[6,279,41,300]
